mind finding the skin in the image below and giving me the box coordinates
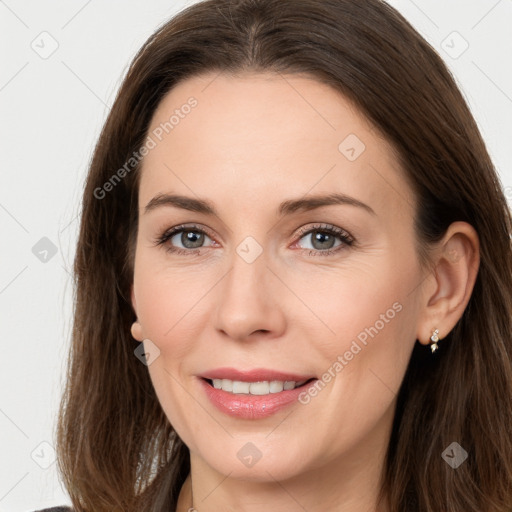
[130,72,479,512]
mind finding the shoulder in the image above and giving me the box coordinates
[33,507,73,512]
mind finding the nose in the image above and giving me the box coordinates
[213,245,287,342]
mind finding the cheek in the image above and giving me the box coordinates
[292,257,418,401]
[133,253,210,347]
[133,258,208,445]
[289,258,410,349]
[289,271,416,456]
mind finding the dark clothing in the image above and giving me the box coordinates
[34,508,73,512]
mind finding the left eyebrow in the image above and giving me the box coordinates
[143,192,376,217]
[278,193,376,217]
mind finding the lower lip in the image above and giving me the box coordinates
[199,378,316,419]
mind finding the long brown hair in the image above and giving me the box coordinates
[55,0,512,510]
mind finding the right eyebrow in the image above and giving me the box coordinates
[144,193,217,216]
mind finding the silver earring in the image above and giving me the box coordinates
[430,329,440,353]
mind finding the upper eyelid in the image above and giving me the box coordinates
[295,223,353,239]
[163,223,216,241]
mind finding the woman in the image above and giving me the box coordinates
[38,0,512,510]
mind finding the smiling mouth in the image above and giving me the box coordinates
[203,377,316,395]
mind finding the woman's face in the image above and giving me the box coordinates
[131,72,427,483]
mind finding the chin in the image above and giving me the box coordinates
[199,443,308,483]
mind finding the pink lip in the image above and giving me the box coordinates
[197,367,316,382]
[199,377,317,419]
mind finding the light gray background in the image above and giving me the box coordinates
[1,1,511,510]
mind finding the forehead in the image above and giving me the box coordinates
[139,72,414,222]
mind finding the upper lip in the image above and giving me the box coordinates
[198,367,316,382]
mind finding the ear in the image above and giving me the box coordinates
[416,221,480,346]
[130,284,144,342]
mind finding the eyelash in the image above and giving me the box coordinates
[154,223,355,257]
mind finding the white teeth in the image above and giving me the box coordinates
[221,378,233,392]
[232,381,250,393]
[249,381,272,395]
[211,378,308,395]
[269,380,284,393]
